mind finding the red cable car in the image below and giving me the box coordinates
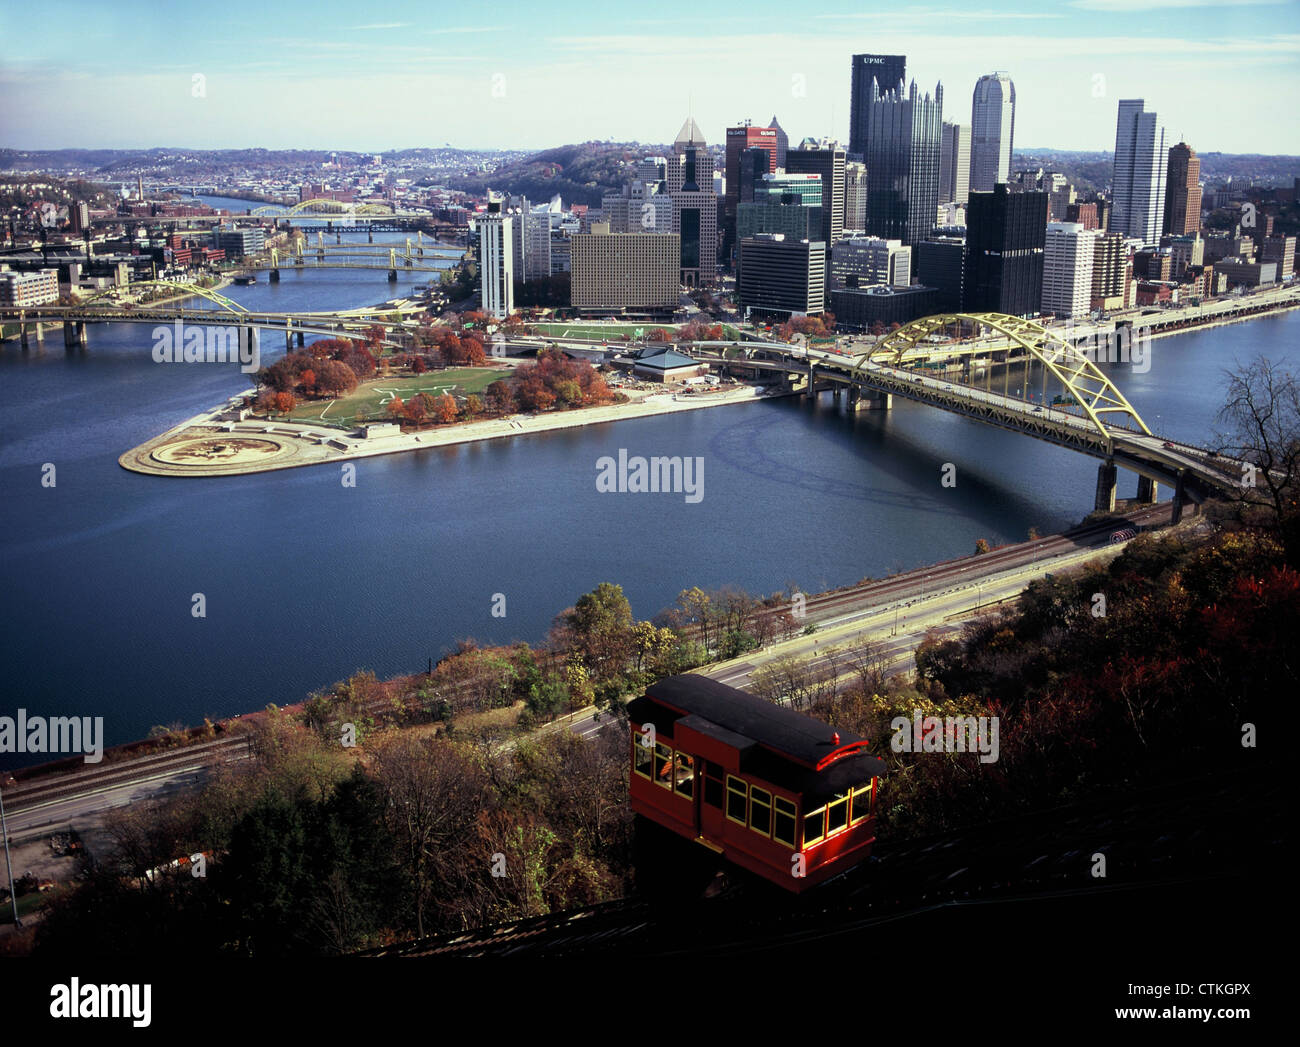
[628,675,886,893]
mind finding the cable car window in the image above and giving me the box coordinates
[673,753,694,798]
[633,735,653,779]
[749,786,772,835]
[803,807,826,847]
[726,776,748,824]
[851,783,873,823]
[827,793,849,836]
[703,764,724,808]
[773,797,797,847]
[654,742,673,788]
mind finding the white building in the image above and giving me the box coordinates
[970,73,1015,193]
[1111,99,1167,247]
[843,161,868,233]
[0,268,60,307]
[1042,222,1095,318]
[830,236,911,290]
[940,121,971,204]
[477,199,514,318]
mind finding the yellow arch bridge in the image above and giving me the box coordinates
[690,312,1244,520]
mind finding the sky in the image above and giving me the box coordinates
[1,0,1298,155]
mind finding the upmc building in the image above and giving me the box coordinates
[848,53,906,160]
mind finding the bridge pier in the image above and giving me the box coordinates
[269,268,280,283]
[296,330,305,348]
[806,364,817,400]
[1136,475,1158,504]
[849,387,892,412]
[336,232,342,245]
[1094,461,1117,512]
[1171,474,1188,524]
[19,321,29,351]
[368,229,374,244]
[387,269,398,282]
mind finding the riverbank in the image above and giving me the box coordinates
[119,381,779,477]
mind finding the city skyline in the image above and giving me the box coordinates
[2,0,1298,155]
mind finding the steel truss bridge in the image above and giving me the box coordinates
[685,312,1247,520]
[0,282,418,352]
[236,232,462,279]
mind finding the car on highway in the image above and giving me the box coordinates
[1162,441,1175,449]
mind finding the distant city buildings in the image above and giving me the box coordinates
[1111,99,1167,247]
[970,72,1015,192]
[212,225,265,258]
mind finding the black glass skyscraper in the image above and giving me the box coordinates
[849,53,906,160]
[865,79,943,246]
[962,185,1047,316]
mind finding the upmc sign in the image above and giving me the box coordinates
[862,57,886,63]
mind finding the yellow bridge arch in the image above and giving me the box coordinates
[853,312,1151,439]
[251,199,396,217]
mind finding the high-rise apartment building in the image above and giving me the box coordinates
[1042,222,1096,318]
[1111,99,1167,247]
[963,184,1047,316]
[865,79,944,246]
[1163,142,1202,236]
[940,122,971,204]
[970,73,1016,192]
[848,53,906,159]
[477,198,514,318]
[570,224,679,315]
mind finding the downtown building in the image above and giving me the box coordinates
[0,268,60,307]
[970,72,1016,193]
[477,198,514,318]
[914,237,966,312]
[843,161,868,233]
[570,223,680,317]
[723,122,781,262]
[865,80,944,247]
[848,52,907,160]
[737,234,825,318]
[830,235,911,290]
[962,184,1047,316]
[667,117,718,287]
[1163,142,1202,236]
[1111,99,1168,247]
[1090,232,1135,311]
[940,121,971,204]
[1041,222,1095,318]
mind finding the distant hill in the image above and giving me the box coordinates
[446,142,677,207]
[1014,149,1299,194]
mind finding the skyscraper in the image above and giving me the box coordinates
[970,72,1015,192]
[865,79,944,247]
[668,117,717,286]
[1111,99,1167,247]
[1042,222,1096,318]
[843,161,868,232]
[724,122,781,264]
[785,141,846,250]
[963,184,1047,316]
[769,116,789,170]
[478,197,514,319]
[848,53,906,160]
[940,122,970,205]
[1163,141,1202,236]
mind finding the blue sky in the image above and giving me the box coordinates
[2,0,1298,154]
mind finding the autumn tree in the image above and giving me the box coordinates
[432,393,458,424]
[485,379,515,415]
[274,391,296,414]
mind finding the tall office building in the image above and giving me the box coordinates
[737,234,825,317]
[1163,141,1202,236]
[1111,99,1167,247]
[970,72,1015,192]
[768,116,789,169]
[477,198,514,318]
[940,122,971,205]
[724,122,781,263]
[963,184,1047,316]
[738,147,771,205]
[785,142,846,249]
[865,79,944,247]
[843,161,868,232]
[830,235,911,289]
[848,53,907,159]
[756,172,823,207]
[668,117,718,286]
[1090,232,1133,310]
[1042,222,1096,318]
[601,180,672,235]
[914,237,966,311]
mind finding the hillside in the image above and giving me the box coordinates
[447,141,676,207]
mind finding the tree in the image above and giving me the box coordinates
[975,538,990,555]
[274,391,296,414]
[560,583,636,695]
[463,394,484,418]
[386,395,405,419]
[403,396,427,427]
[314,359,359,398]
[485,380,515,415]
[299,368,316,396]
[411,355,427,375]
[432,393,458,424]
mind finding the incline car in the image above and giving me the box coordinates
[628,675,886,893]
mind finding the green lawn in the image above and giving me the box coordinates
[529,322,677,341]
[286,368,511,424]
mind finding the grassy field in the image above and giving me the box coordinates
[286,368,511,424]
[529,321,744,342]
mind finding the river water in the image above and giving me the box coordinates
[2,214,1296,759]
